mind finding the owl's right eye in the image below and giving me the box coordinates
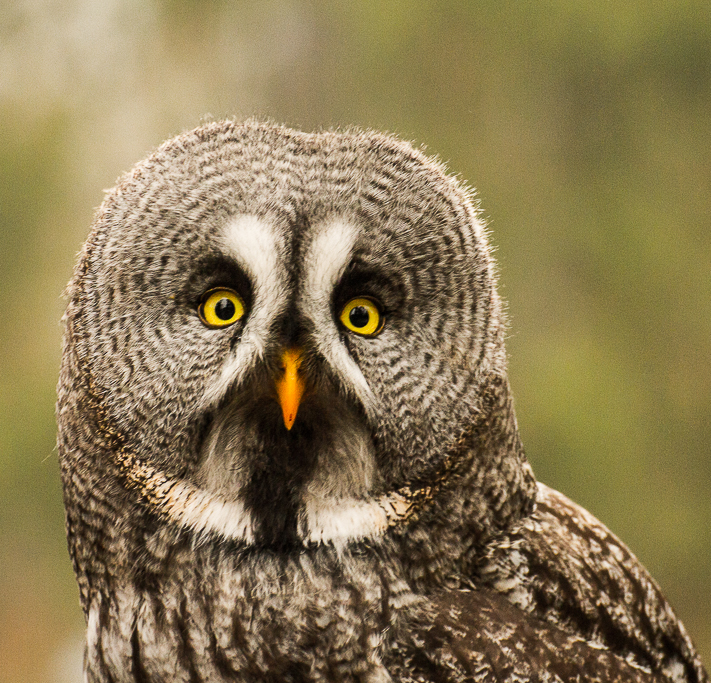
[198,288,245,328]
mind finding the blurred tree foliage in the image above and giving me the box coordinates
[0,1,709,681]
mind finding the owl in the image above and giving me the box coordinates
[57,120,707,683]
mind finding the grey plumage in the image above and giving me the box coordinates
[57,119,707,682]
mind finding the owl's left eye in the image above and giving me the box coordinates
[198,288,245,328]
[339,297,384,337]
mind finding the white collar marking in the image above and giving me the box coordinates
[120,442,417,547]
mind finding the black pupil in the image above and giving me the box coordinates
[349,305,370,329]
[215,298,236,321]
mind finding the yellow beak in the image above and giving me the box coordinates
[276,348,305,430]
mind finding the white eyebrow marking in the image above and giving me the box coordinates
[304,219,357,305]
[224,214,284,292]
[300,218,377,417]
[199,214,288,409]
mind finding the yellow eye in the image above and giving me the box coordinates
[339,297,383,337]
[198,288,245,328]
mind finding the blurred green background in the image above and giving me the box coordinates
[1,1,709,680]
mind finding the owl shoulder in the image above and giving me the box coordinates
[473,483,706,683]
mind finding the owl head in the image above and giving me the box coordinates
[58,120,535,591]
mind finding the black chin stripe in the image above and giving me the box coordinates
[243,468,301,548]
[242,417,320,548]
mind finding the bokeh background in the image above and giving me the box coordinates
[1,1,709,680]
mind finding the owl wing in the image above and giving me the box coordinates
[389,587,664,682]
[471,483,707,683]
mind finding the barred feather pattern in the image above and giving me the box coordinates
[57,120,707,682]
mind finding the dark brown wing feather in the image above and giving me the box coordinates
[391,588,664,683]
[428,591,664,683]
[470,484,707,683]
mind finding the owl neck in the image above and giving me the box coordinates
[62,362,537,681]
[61,327,536,601]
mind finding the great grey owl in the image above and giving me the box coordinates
[57,120,707,683]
